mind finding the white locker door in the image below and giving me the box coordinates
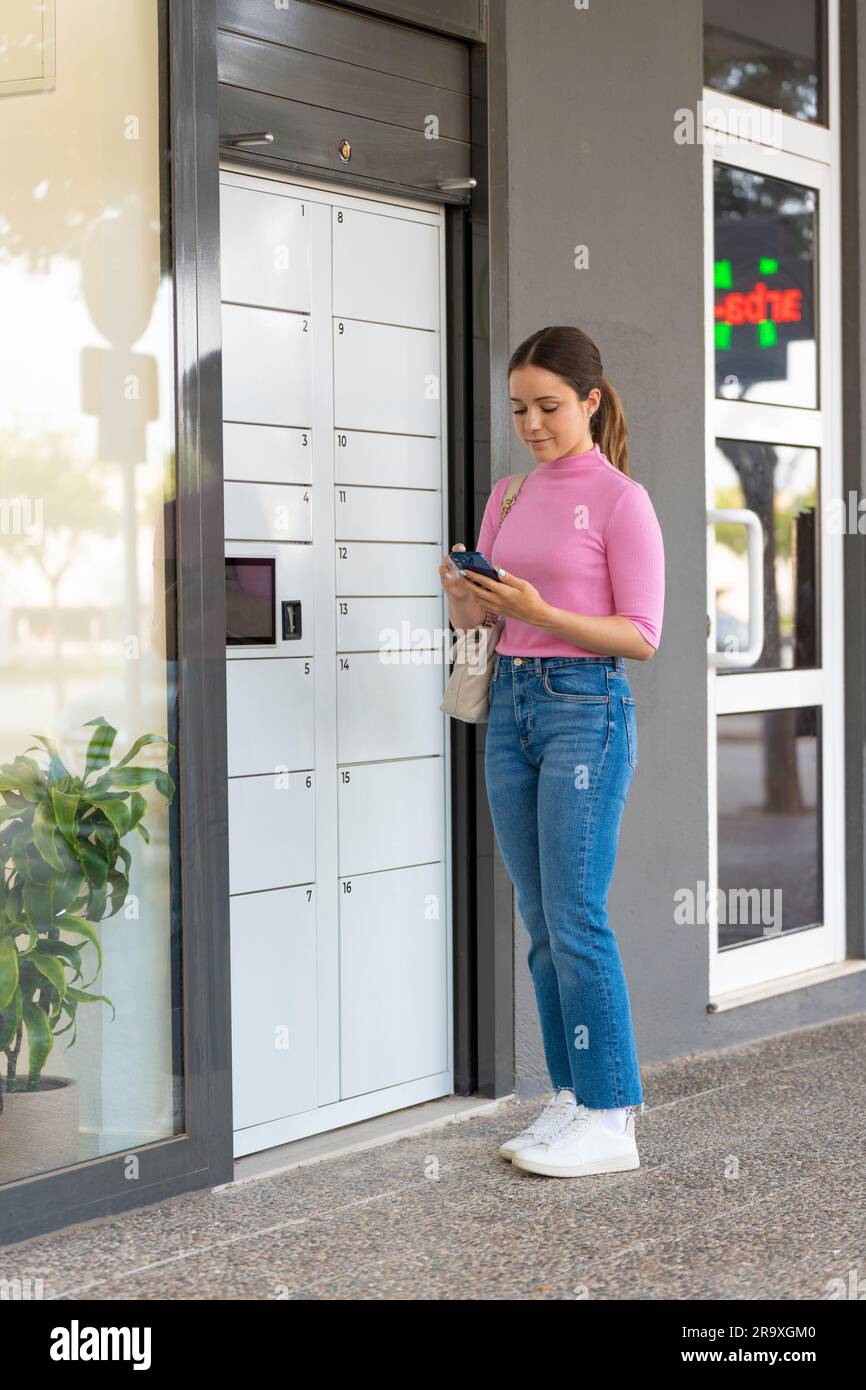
[220,168,453,1158]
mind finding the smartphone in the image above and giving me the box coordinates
[449,549,501,582]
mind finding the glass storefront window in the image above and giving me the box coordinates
[716,707,823,948]
[713,164,818,409]
[711,440,819,672]
[0,0,182,1184]
[704,0,826,125]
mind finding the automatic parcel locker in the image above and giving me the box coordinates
[220,167,453,1156]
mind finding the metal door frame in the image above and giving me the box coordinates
[0,0,234,1248]
[212,10,513,1111]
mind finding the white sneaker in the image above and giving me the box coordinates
[498,1089,578,1160]
[511,1107,640,1177]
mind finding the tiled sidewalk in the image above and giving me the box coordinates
[2,1016,864,1300]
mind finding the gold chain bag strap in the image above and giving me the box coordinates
[440,473,528,724]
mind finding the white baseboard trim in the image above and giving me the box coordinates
[708,958,866,1012]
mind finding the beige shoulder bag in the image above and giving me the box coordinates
[440,473,528,724]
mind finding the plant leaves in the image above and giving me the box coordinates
[84,882,108,924]
[22,999,53,1084]
[0,756,46,802]
[22,878,58,930]
[73,837,110,889]
[38,939,83,984]
[83,718,118,779]
[0,997,22,1050]
[0,789,29,812]
[31,799,65,871]
[106,869,129,918]
[0,921,37,952]
[66,986,116,1021]
[11,833,46,885]
[30,735,70,783]
[94,766,162,792]
[114,732,170,769]
[55,914,104,976]
[0,937,19,1010]
[1,885,25,925]
[86,796,131,838]
[50,788,79,841]
[30,951,67,999]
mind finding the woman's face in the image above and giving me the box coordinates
[509,365,600,462]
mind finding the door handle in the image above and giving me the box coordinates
[220,131,274,147]
[706,507,765,668]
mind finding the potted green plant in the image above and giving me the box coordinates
[0,716,174,1184]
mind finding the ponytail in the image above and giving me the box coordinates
[593,377,629,477]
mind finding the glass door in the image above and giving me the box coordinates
[702,1,844,998]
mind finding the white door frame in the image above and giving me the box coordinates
[703,0,845,997]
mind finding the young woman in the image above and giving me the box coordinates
[439,325,665,1178]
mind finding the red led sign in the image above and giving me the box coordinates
[714,282,802,327]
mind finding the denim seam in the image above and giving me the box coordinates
[622,696,638,772]
[511,671,536,754]
[571,665,624,1108]
[600,664,625,1105]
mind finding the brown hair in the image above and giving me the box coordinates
[508,325,630,476]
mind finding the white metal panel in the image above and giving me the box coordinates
[334,485,440,543]
[337,653,445,763]
[220,182,311,312]
[338,758,445,877]
[332,206,439,329]
[223,422,313,485]
[220,161,443,218]
[333,320,440,436]
[337,596,442,652]
[337,541,440,597]
[225,541,315,660]
[222,303,312,427]
[334,430,440,489]
[698,90,834,166]
[339,862,448,1098]
[224,481,312,543]
[227,772,316,894]
[230,885,318,1129]
[226,658,316,777]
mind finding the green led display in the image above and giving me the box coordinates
[757,319,777,347]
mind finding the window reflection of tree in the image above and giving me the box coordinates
[703,0,823,124]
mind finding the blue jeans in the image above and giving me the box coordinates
[484,653,644,1112]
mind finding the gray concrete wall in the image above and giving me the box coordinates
[494,0,866,1098]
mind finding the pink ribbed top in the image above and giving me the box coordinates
[475,443,665,658]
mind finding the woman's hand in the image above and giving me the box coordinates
[457,565,552,628]
[438,542,466,589]
[440,543,487,628]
